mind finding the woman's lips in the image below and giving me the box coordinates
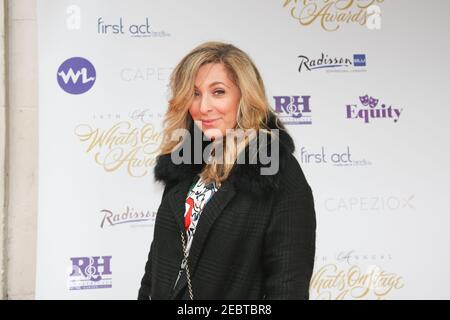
[201,118,219,126]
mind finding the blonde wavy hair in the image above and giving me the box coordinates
[155,41,284,187]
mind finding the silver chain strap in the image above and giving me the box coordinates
[180,231,194,300]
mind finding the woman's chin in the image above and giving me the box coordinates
[203,129,224,141]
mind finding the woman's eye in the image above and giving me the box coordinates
[194,90,224,97]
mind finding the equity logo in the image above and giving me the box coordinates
[346,95,403,123]
[57,57,96,94]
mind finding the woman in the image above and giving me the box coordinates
[138,41,316,300]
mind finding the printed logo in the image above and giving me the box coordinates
[66,5,81,30]
[273,95,312,125]
[97,17,171,38]
[68,256,112,290]
[120,67,173,82]
[298,53,367,73]
[74,120,162,177]
[346,95,403,123]
[298,146,372,167]
[282,0,385,32]
[353,54,366,67]
[366,4,382,30]
[100,206,156,228]
[57,57,96,94]
[322,195,416,214]
[311,250,404,300]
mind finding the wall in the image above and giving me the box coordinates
[1,0,38,300]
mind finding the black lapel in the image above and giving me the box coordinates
[167,178,193,240]
[168,178,236,299]
[186,179,236,274]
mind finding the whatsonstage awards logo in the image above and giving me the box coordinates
[100,206,156,228]
[273,95,312,125]
[346,94,403,123]
[282,0,384,31]
[298,53,367,73]
[74,118,162,177]
[310,250,404,299]
[298,145,372,167]
[97,17,171,38]
[57,57,96,94]
[68,256,112,290]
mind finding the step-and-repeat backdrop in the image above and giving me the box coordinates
[36,0,450,299]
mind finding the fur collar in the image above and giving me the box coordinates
[154,112,296,198]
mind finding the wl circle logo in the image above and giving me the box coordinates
[57,57,96,94]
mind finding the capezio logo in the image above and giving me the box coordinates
[346,95,403,123]
[68,256,112,290]
[57,57,96,94]
[273,95,312,125]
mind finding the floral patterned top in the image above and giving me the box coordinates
[183,175,219,256]
[172,175,220,293]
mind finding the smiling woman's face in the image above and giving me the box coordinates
[189,63,241,140]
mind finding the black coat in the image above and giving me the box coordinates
[138,113,317,300]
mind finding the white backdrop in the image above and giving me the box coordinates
[36,0,450,299]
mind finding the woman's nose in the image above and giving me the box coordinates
[199,93,212,114]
